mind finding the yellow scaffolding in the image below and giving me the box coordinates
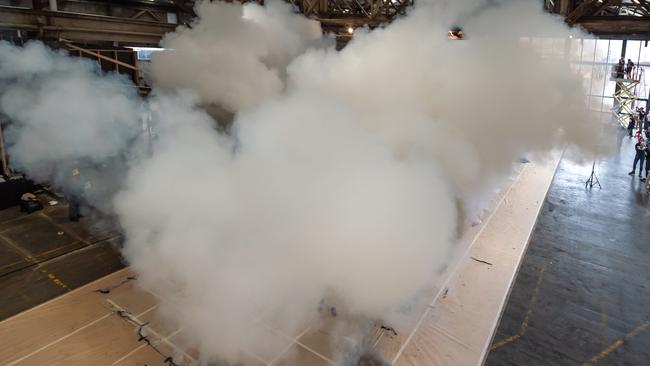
[611,78,639,128]
[611,66,645,128]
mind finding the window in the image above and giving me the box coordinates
[128,47,165,61]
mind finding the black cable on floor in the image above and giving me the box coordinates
[380,325,398,336]
[113,308,180,366]
[94,276,137,294]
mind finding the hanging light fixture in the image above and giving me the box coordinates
[448,26,464,40]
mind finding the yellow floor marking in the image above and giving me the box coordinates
[581,322,650,366]
[0,233,37,264]
[490,265,546,351]
[37,242,82,258]
[42,269,70,291]
[0,233,70,292]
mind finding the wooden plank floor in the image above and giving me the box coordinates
[0,197,125,320]
[486,132,650,366]
[0,269,189,366]
[0,155,560,366]
[383,154,561,366]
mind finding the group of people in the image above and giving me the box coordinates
[615,57,636,79]
[628,107,650,185]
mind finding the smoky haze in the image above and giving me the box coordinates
[150,0,329,113]
[0,42,144,213]
[0,0,604,364]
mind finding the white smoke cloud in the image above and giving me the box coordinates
[119,1,597,362]
[288,0,594,200]
[0,41,144,212]
[149,0,328,112]
[0,0,603,364]
[0,43,141,169]
[114,89,457,361]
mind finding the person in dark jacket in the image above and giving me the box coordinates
[639,107,648,128]
[628,115,636,137]
[626,59,635,79]
[629,139,647,179]
[615,58,625,79]
[644,144,650,183]
[66,162,83,221]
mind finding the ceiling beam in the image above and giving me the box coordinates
[637,0,650,15]
[566,0,618,25]
[577,16,650,39]
[559,0,573,16]
[0,5,175,45]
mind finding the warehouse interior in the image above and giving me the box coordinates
[0,0,649,365]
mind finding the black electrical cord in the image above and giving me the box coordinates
[113,309,180,366]
[94,276,137,294]
[380,325,398,336]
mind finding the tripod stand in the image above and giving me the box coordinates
[585,160,601,189]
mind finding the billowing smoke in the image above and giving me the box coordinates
[150,0,328,112]
[0,42,143,213]
[289,0,592,197]
[0,0,600,364]
[115,89,458,361]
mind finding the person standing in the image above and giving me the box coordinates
[628,115,637,137]
[66,162,83,221]
[644,143,650,183]
[639,107,647,124]
[629,139,647,180]
[615,58,625,79]
[626,59,635,79]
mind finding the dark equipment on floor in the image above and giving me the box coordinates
[20,193,43,213]
[0,176,36,210]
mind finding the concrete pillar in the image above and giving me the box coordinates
[49,0,57,11]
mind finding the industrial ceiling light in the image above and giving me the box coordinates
[448,26,464,40]
[347,26,354,35]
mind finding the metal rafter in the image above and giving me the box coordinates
[225,0,411,31]
[0,5,176,45]
[566,0,618,25]
[549,0,650,39]
[565,0,650,17]
[595,0,650,16]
